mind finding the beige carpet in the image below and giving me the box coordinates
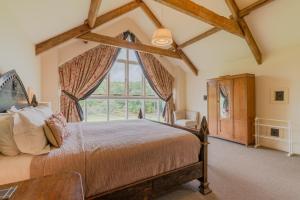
[157,137,300,200]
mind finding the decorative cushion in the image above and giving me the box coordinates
[43,124,59,147]
[45,116,69,147]
[52,112,70,137]
[186,111,198,121]
[174,119,197,128]
[173,111,186,121]
[0,114,20,156]
[52,113,67,127]
[12,107,50,155]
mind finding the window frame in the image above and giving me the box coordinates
[80,47,165,122]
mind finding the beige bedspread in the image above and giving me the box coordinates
[30,120,200,198]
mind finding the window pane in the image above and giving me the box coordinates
[117,48,126,60]
[129,64,142,96]
[109,99,126,120]
[145,100,158,120]
[128,49,138,62]
[110,62,125,95]
[128,100,142,119]
[93,78,107,95]
[145,80,156,96]
[86,99,107,122]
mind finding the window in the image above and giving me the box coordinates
[79,47,165,122]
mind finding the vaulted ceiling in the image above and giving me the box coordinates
[4,0,300,73]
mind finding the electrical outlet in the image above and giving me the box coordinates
[271,128,279,137]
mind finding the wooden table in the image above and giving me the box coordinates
[0,172,84,200]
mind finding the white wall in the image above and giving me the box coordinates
[0,1,41,97]
[186,45,300,154]
[40,18,186,112]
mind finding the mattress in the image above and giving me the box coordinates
[1,120,200,198]
[0,153,33,185]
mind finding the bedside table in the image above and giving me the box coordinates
[0,172,84,200]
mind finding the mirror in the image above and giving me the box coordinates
[219,85,229,119]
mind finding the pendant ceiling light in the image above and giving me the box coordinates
[151,4,173,47]
[152,28,173,47]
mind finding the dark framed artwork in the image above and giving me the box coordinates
[271,88,289,104]
[275,91,284,101]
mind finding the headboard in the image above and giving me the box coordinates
[0,70,29,112]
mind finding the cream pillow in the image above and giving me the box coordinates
[34,104,53,119]
[0,114,20,156]
[12,107,50,155]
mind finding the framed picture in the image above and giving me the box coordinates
[270,87,289,104]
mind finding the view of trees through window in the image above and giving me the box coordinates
[79,46,165,122]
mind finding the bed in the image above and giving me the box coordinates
[0,70,211,199]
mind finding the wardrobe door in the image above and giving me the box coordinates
[246,76,255,145]
[207,80,218,136]
[233,77,248,144]
[218,79,234,140]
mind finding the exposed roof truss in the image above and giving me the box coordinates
[176,0,274,60]
[87,0,102,28]
[35,0,275,75]
[35,1,141,55]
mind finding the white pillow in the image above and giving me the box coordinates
[8,104,53,118]
[8,106,19,113]
[0,114,20,156]
[12,106,50,155]
[33,104,53,119]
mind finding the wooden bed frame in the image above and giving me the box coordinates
[0,70,211,200]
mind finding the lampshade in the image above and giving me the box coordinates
[151,28,173,47]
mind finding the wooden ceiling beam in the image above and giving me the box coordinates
[35,1,141,55]
[79,33,181,59]
[87,0,102,28]
[177,0,273,50]
[238,18,262,64]
[225,0,262,64]
[153,0,243,37]
[139,1,163,28]
[177,27,220,49]
[240,0,274,17]
[139,1,198,75]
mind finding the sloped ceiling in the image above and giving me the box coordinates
[4,0,300,73]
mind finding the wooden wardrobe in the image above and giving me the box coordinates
[207,74,255,145]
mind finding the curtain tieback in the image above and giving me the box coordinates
[62,90,79,102]
[162,94,173,117]
[165,94,172,102]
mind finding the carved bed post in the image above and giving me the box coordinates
[198,116,211,194]
[138,108,143,119]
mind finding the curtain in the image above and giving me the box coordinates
[128,32,175,124]
[219,85,229,118]
[59,34,124,122]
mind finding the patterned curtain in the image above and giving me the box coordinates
[59,34,124,122]
[128,32,175,124]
